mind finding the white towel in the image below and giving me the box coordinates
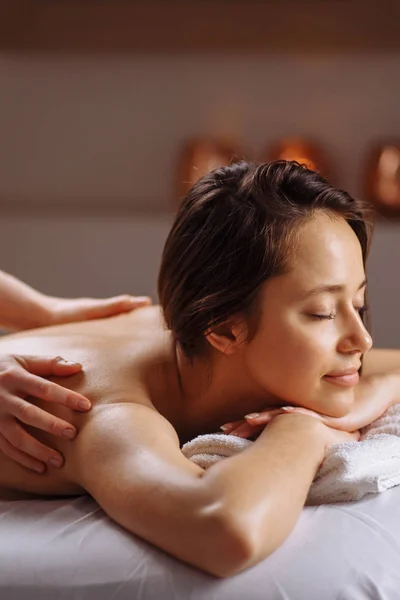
[181,404,400,504]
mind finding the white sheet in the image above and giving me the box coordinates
[1,487,400,599]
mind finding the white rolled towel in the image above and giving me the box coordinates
[181,404,400,505]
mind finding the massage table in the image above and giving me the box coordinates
[1,486,400,599]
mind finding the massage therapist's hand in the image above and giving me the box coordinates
[0,270,152,331]
[42,293,152,327]
[0,354,92,474]
[221,374,399,439]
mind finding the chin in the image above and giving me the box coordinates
[322,389,355,418]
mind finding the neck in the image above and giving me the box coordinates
[171,342,279,444]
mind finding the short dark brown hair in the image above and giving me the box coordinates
[158,160,373,359]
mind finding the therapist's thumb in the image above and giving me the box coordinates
[14,355,83,377]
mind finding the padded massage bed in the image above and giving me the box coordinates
[1,486,400,599]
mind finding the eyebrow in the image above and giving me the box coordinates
[300,278,367,300]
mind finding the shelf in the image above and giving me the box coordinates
[1,1,400,53]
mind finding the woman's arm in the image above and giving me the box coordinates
[362,349,400,377]
[73,402,353,577]
[222,372,400,439]
[202,414,358,572]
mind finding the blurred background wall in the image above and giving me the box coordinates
[0,1,399,346]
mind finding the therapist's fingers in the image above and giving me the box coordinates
[52,295,152,325]
[14,355,83,377]
[3,422,64,467]
[11,355,91,411]
[1,420,64,471]
[16,372,91,412]
[0,431,46,473]
[9,396,78,440]
[82,295,152,320]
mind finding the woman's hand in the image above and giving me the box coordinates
[0,355,92,474]
[43,294,152,327]
[264,413,361,453]
[220,374,400,439]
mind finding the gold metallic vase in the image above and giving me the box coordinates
[365,142,400,217]
[177,138,240,199]
[265,137,330,179]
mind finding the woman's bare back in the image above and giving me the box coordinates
[0,306,177,499]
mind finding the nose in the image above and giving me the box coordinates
[338,313,373,355]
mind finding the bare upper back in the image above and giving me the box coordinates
[0,305,175,499]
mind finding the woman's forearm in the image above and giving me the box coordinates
[0,271,50,331]
[362,349,400,377]
[201,414,325,571]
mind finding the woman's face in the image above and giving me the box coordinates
[244,211,372,417]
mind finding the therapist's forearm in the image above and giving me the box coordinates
[0,270,50,331]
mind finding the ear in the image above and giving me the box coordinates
[205,318,248,355]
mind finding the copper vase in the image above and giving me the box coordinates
[365,142,400,217]
[265,137,330,180]
[177,138,241,199]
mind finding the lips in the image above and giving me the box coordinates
[323,367,360,388]
[325,367,361,377]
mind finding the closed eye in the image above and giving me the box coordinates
[311,305,368,321]
[311,312,336,320]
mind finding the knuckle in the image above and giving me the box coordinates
[0,366,18,384]
[14,400,35,421]
[12,354,29,369]
[6,425,24,448]
[37,446,54,462]
[0,432,39,471]
[48,419,61,435]
[36,378,50,398]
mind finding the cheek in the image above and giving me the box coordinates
[246,320,356,414]
[246,322,333,397]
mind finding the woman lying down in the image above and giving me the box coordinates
[1,160,400,579]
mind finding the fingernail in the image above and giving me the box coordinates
[63,428,76,439]
[245,413,260,419]
[281,407,295,411]
[78,400,91,410]
[57,357,80,365]
[220,425,231,431]
[48,457,62,468]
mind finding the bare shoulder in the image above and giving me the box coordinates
[68,400,202,492]
[64,400,210,554]
[71,400,179,466]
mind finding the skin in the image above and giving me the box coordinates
[0,269,151,471]
[0,210,379,504]
[240,211,371,416]
[177,210,372,426]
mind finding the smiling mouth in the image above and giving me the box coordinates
[322,370,360,387]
